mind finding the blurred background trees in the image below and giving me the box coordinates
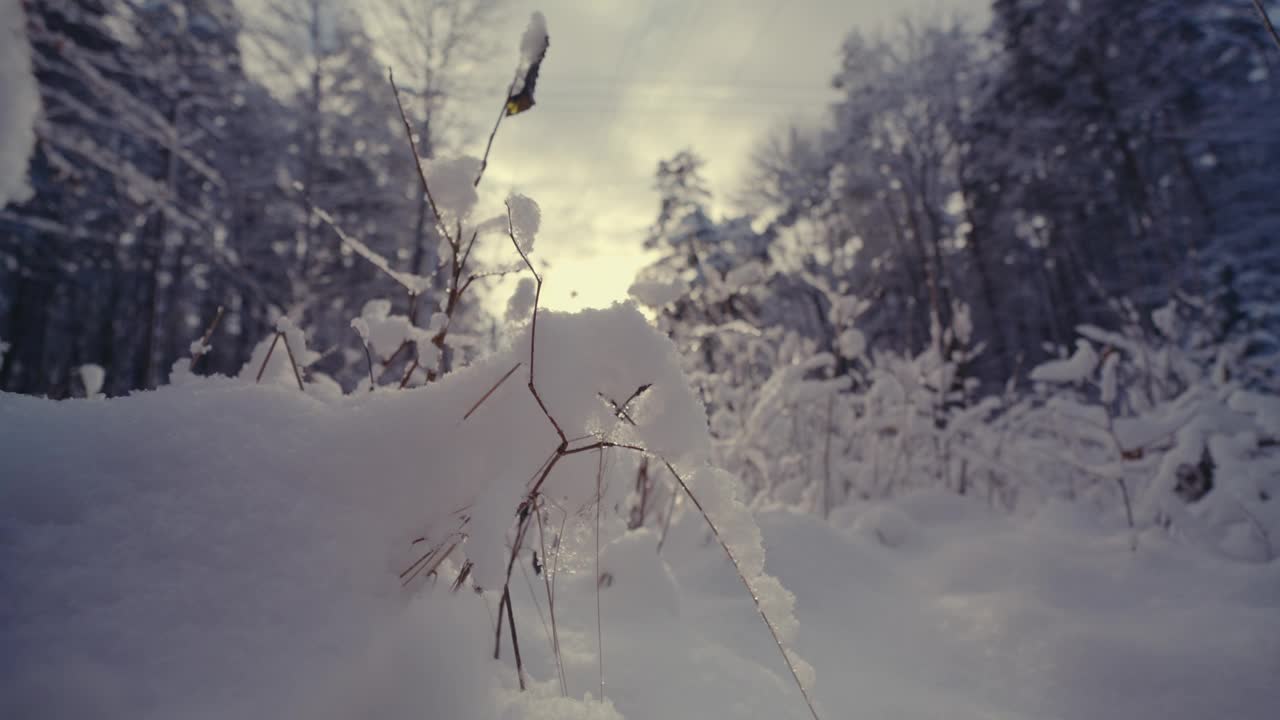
[631,1,1280,531]
[0,0,498,395]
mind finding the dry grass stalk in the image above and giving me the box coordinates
[659,459,822,720]
[353,326,376,391]
[463,362,522,421]
[594,448,606,701]
[254,331,305,391]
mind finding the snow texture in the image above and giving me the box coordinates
[1,303,817,719]
[78,364,104,398]
[627,276,690,308]
[428,156,483,220]
[520,11,549,63]
[506,276,536,323]
[507,193,540,254]
[837,328,866,359]
[1030,339,1099,384]
[0,0,40,205]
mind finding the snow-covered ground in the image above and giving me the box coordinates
[517,494,1280,720]
[3,306,1277,720]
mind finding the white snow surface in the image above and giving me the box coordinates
[2,305,1278,720]
[0,0,40,205]
[1,304,797,718]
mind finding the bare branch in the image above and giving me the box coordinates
[390,68,454,248]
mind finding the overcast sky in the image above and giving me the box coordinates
[398,0,986,311]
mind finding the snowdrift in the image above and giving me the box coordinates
[0,304,807,719]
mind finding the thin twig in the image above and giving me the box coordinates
[354,328,376,391]
[520,562,553,655]
[476,71,522,186]
[279,332,306,391]
[399,538,460,586]
[254,332,281,384]
[1254,0,1280,52]
[450,560,473,592]
[505,200,566,444]
[661,459,822,720]
[389,68,453,248]
[594,448,606,701]
[378,340,413,379]
[190,305,224,367]
[599,392,638,426]
[399,354,420,389]
[464,362,522,420]
[561,440,646,456]
[501,586,527,690]
[535,501,569,696]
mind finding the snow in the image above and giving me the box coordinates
[0,0,40,205]
[428,156,483,220]
[238,315,320,386]
[837,328,866,359]
[506,276,537,322]
[724,261,765,289]
[1099,350,1118,404]
[330,218,433,295]
[521,11,549,63]
[627,276,690,308]
[353,299,422,363]
[3,307,1278,719]
[758,494,1280,720]
[1030,338,1099,384]
[1,303,812,719]
[78,363,105,398]
[350,316,371,344]
[508,193,541,254]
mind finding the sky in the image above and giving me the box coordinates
[393,0,987,311]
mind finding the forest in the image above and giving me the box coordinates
[2,2,1278,719]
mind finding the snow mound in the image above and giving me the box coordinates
[0,303,815,719]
